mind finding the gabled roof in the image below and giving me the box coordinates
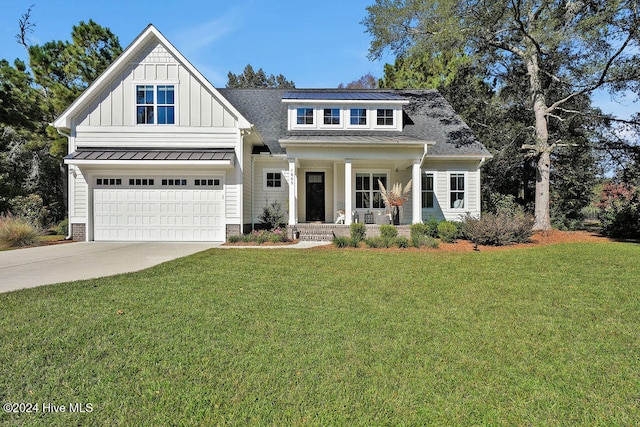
[217,88,492,158]
[53,24,251,130]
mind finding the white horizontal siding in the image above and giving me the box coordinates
[253,159,289,225]
[73,127,239,148]
[73,170,88,219]
[422,159,482,222]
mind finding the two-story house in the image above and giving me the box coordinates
[54,24,491,242]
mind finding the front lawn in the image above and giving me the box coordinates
[1,242,639,425]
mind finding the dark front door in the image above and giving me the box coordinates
[306,172,325,222]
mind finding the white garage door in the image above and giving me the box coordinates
[93,187,225,241]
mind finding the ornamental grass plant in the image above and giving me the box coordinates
[0,214,41,249]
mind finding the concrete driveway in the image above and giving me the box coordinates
[0,242,220,293]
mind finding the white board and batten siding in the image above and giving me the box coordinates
[76,42,238,133]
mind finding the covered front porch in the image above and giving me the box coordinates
[281,138,431,228]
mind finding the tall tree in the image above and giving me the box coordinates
[0,59,46,213]
[2,11,123,221]
[364,0,640,230]
[28,19,122,120]
[226,64,295,88]
[338,73,378,89]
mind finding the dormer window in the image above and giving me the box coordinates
[323,108,340,125]
[136,85,175,124]
[296,108,314,125]
[376,109,394,126]
[350,108,367,126]
[284,92,408,131]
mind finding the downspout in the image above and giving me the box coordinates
[240,127,254,233]
[251,154,255,231]
[55,126,74,240]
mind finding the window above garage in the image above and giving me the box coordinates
[136,84,175,125]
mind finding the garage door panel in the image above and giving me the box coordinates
[94,188,225,241]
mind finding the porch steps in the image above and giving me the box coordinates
[294,224,350,241]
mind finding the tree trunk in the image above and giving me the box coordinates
[526,54,553,231]
[534,150,552,230]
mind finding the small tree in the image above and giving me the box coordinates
[597,183,640,239]
[258,200,286,231]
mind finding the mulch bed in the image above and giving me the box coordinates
[311,230,615,252]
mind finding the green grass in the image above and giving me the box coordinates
[1,242,639,425]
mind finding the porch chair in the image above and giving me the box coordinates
[335,210,346,224]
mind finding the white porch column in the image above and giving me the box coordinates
[288,159,297,226]
[412,160,422,224]
[344,160,352,225]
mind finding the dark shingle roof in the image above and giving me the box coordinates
[217,88,491,157]
[282,91,406,101]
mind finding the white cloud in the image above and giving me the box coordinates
[170,11,239,56]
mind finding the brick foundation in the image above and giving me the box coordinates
[71,223,86,241]
[226,224,241,240]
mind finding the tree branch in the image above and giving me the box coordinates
[546,31,635,113]
[16,4,35,49]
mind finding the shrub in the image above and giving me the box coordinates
[230,228,290,245]
[597,183,640,238]
[379,224,398,239]
[55,218,69,236]
[425,217,440,237]
[350,222,367,242]
[0,214,41,249]
[394,236,409,248]
[410,222,439,248]
[437,221,459,243]
[365,236,387,248]
[410,222,428,241]
[461,212,534,246]
[487,193,523,216]
[258,200,287,230]
[333,236,351,248]
[9,194,51,228]
[227,235,242,243]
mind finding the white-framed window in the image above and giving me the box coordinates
[355,172,387,209]
[136,85,175,124]
[376,109,394,126]
[350,108,367,126]
[296,108,314,125]
[422,173,435,209]
[449,173,466,209]
[323,108,341,125]
[264,170,284,191]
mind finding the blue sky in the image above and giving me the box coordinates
[0,0,636,119]
[0,0,389,88]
